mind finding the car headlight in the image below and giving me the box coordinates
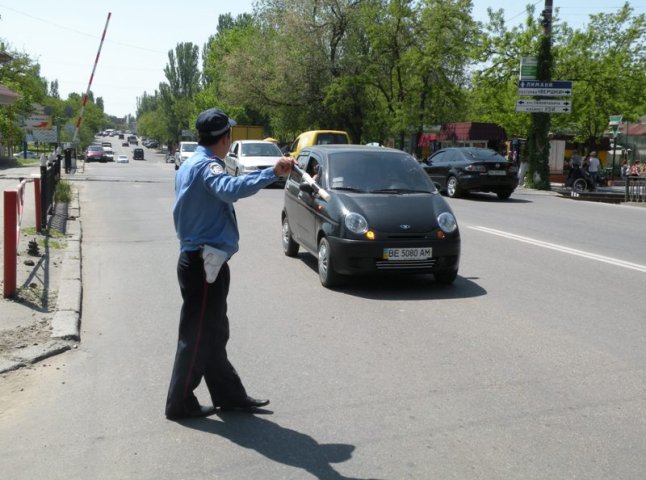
[437,212,457,233]
[344,212,368,234]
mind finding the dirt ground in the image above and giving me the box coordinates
[0,228,65,359]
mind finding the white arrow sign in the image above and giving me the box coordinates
[516,100,571,113]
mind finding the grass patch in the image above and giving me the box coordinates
[16,158,40,167]
[54,180,73,203]
[22,227,66,238]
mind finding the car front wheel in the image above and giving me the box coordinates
[318,237,342,288]
[496,190,513,200]
[446,176,461,198]
[281,216,299,257]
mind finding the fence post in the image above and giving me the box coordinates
[3,190,18,298]
[33,175,42,233]
[40,158,48,231]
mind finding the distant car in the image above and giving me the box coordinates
[282,145,461,287]
[128,135,138,145]
[116,154,129,163]
[122,141,129,147]
[85,145,108,162]
[288,130,350,158]
[224,140,286,184]
[13,151,40,160]
[102,146,115,162]
[133,148,144,160]
[174,141,198,170]
[423,147,518,199]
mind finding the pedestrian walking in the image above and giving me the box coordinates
[587,151,601,186]
[517,156,529,187]
[165,108,295,420]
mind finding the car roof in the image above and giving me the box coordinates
[236,140,276,144]
[303,144,407,156]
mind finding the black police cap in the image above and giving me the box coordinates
[195,108,237,136]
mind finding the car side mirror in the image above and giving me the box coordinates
[229,152,237,158]
[299,182,314,195]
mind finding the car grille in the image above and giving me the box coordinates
[375,258,437,270]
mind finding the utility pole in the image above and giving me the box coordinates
[527,0,553,190]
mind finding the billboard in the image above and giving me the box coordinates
[21,115,52,129]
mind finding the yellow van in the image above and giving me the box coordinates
[289,130,350,157]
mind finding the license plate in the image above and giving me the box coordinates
[488,170,506,176]
[383,247,432,261]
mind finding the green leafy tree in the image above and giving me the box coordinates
[553,3,646,149]
[0,46,47,150]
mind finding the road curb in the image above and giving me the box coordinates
[51,189,83,342]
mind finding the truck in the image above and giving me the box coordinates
[231,125,265,142]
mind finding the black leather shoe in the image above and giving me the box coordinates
[166,405,217,421]
[217,396,270,410]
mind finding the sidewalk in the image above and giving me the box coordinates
[0,159,82,374]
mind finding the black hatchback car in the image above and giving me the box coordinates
[281,145,461,288]
[423,147,518,199]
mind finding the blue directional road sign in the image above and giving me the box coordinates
[516,99,571,113]
[518,80,573,97]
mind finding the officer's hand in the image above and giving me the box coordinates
[274,156,296,176]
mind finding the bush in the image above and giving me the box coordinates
[54,180,72,203]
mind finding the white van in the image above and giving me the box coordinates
[174,141,198,170]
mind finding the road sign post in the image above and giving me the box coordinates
[608,115,623,181]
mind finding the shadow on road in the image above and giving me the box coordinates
[296,255,486,301]
[181,412,384,480]
[452,192,533,203]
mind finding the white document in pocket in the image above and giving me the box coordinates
[201,245,229,283]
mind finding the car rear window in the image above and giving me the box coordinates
[316,133,349,145]
[463,149,507,162]
[328,151,435,193]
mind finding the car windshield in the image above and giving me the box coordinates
[181,143,197,152]
[88,146,103,152]
[328,151,435,193]
[241,143,282,157]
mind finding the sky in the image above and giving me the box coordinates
[1,0,641,118]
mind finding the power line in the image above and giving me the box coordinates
[0,3,167,54]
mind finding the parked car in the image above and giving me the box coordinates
[224,140,286,184]
[423,147,518,199]
[281,145,461,287]
[174,141,198,170]
[288,130,350,158]
[13,151,40,160]
[116,154,129,163]
[133,148,144,160]
[85,145,108,162]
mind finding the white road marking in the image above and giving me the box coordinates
[469,226,646,273]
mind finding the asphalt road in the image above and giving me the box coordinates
[1,146,646,479]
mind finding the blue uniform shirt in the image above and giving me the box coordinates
[174,145,278,256]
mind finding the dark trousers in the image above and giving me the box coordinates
[165,251,246,417]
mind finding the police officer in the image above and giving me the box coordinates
[165,108,295,420]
